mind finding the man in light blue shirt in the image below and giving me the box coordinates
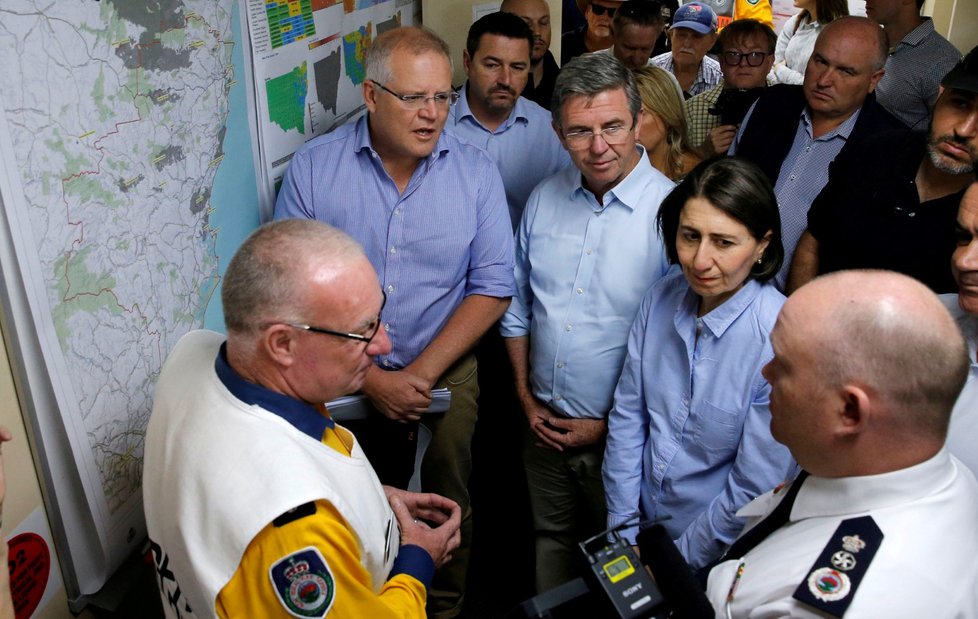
[273,26,515,619]
[449,12,570,227]
[499,52,674,592]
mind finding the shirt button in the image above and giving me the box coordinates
[557,362,565,369]
[565,324,572,332]
[789,174,796,181]
[387,284,395,294]
[384,322,391,331]
[389,247,396,254]
[555,394,563,401]
[805,146,811,152]
[383,359,392,367]
[908,212,916,218]
[586,249,592,255]
[576,287,584,295]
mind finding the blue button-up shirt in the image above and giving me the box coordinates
[731,105,861,289]
[500,149,674,418]
[603,272,795,568]
[449,85,571,227]
[274,115,516,368]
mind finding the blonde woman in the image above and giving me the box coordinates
[634,66,701,181]
[771,0,848,84]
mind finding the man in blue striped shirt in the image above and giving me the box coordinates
[274,26,515,619]
[730,17,903,289]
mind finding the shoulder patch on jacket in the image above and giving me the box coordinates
[792,516,883,617]
[269,546,336,617]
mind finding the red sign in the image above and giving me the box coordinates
[8,532,50,619]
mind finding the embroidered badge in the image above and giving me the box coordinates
[792,516,883,617]
[269,547,335,618]
[807,568,851,602]
[841,535,866,553]
[830,550,857,571]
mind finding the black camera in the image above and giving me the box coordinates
[709,87,765,126]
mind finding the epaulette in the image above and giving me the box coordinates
[273,501,317,527]
[792,516,884,617]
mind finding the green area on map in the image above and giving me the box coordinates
[266,62,308,134]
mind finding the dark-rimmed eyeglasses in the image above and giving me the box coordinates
[371,80,459,109]
[562,122,634,150]
[279,291,387,344]
[721,51,772,67]
[589,3,617,17]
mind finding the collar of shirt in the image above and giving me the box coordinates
[895,17,936,51]
[680,278,764,339]
[571,145,658,210]
[352,113,451,166]
[452,83,530,133]
[801,104,862,142]
[790,449,953,520]
[214,342,334,439]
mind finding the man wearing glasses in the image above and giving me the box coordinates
[685,19,775,158]
[500,53,673,592]
[273,26,515,619]
[144,219,462,619]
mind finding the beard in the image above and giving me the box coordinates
[927,133,977,175]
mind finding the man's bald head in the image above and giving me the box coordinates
[222,219,367,336]
[789,271,969,438]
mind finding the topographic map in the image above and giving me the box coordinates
[0,0,260,594]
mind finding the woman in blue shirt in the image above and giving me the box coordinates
[603,157,796,569]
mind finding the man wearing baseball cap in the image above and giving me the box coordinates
[650,1,722,98]
[561,0,624,64]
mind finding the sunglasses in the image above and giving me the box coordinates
[589,3,617,17]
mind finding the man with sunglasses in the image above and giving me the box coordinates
[500,52,673,592]
[274,26,515,619]
[144,219,462,619]
[561,0,624,64]
[685,19,775,157]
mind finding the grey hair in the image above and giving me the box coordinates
[551,53,642,130]
[365,26,452,85]
[222,219,366,334]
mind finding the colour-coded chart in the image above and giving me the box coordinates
[266,0,316,48]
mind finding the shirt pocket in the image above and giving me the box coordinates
[690,400,741,453]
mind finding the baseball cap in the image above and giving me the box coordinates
[941,45,978,94]
[669,2,718,34]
